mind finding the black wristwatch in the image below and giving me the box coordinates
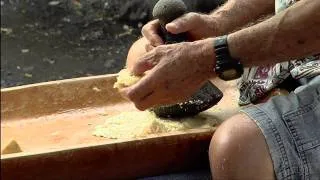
[214,35,244,81]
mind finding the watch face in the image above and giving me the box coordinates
[220,69,239,81]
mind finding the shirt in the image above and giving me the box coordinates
[238,0,320,105]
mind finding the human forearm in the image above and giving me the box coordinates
[228,0,320,67]
[142,0,274,46]
[210,0,275,35]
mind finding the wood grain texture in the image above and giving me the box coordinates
[1,74,123,121]
[1,75,240,179]
[1,130,214,180]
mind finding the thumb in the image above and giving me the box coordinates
[165,12,200,34]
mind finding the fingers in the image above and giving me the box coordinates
[133,92,171,111]
[131,49,159,75]
[141,19,164,47]
[121,74,157,110]
[121,77,173,111]
[166,12,201,34]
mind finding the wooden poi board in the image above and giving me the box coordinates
[1,74,240,180]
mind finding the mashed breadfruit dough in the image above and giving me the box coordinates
[93,68,218,139]
[93,111,218,139]
[113,69,142,89]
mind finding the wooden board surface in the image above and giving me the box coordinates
[1,74,240,179]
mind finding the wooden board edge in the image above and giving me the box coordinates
[1,128,215,159]
[0,74,118,92]
[1,128,215,179]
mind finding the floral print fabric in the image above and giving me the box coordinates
[238,0,320,105]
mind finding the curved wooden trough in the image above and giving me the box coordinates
[1,74,240,180]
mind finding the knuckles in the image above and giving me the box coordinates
[188,12,199,19]
[141,21,155,36]
[186,12,201,22]
[141,24,149,35]
[141,19,159,36]
[126,90,135,101]
[126,88,140,104]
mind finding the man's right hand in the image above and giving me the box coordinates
[141,13,219,49]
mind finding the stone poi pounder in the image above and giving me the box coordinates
[150,0,223,118]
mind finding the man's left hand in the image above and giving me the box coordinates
[121,38,216,110]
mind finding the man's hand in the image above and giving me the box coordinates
[141,0,275,51]
[142,13,218,48]
[121,38,216,110]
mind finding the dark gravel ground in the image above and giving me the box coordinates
[1,0,224,88]
[1,0,143,88]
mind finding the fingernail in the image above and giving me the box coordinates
[166,23,177,30]
[135,104,146,111]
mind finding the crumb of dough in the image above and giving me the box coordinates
[1,139,22,155]
[93,111,217,139]
[113,69,143,89]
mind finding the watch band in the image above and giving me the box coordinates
[214,35,244,81]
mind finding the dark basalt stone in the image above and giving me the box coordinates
[151,82,223,118]
[152,0,187,25]
[118,0,226,24]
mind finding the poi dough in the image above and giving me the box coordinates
[93,69,218,139]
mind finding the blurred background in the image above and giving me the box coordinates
[1,0,224,88]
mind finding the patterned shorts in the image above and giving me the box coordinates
[242,76,320,180]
